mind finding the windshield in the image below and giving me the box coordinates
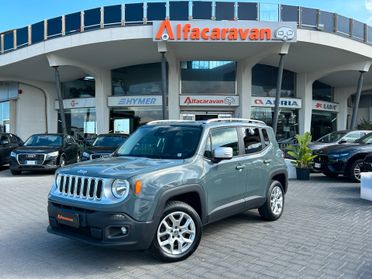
[116,125,202,159]
[358,133,372,144]
[24,135,62,147]
[93,135,128,147]
[315,131,347,143]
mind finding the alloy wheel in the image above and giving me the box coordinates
[270,186,283,216]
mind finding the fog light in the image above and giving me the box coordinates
[121,226,128,235]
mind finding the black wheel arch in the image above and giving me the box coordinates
[270,169,288,194]
[345,154,367,175]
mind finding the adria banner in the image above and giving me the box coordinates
[312,100,339,112]
[180,95,239,106]
[153,20,297,43]
[251,97,302,109]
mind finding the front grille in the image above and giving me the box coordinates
[17,153,45,165]
[57,175,104,201]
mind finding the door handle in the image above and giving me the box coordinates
[263,159,272,164]
[236,165,245,170]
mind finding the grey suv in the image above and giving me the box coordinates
[47,119,288,262]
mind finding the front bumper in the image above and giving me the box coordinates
[313,155,347,174]
[47,201,156,250]
[10,158,59,171]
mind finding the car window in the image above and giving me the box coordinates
[93,135,128,147]
[24,135,62,147]
[262,129,270,147]
[210,127,239,156]
[10,134,17,144]
[0,134,8,142]
[342,132,364,142]
[242,127,263,154]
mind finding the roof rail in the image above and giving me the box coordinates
[147,120,196,125]
[205,118,266,125]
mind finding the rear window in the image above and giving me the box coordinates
[242,128,263,154]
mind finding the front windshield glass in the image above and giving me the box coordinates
[93,135,128,147]
[316,131,347,143]
[359,133,372,144]
[24,135,62,147]
[116,125,202,159]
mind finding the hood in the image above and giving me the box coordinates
[58,156,184,179]
[14,146,61,153]
[315,143,364,155]
[309,142,341,151]
[85,146,117,154]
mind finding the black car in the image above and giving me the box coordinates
[10,134,80,175]
[81,133,128,161]
[362,153,372,172]
[0,133,23,166]
[313,132,372,182]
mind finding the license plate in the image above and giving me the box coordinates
[314,163,321,169]
[25,160,36,165]
[56,210,80,228]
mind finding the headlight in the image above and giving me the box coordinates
[47,151,59,157]
[10,151,16,157]
[82,152,90,158]
[112,179,130,199]
[329,152,349,158]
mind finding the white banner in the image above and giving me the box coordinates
[108,96,162,107]
[251,97,302,109]
[180,95,239,106]
[55,98,95,109]
[312,100,339,112]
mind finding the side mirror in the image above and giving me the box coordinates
[213,147,233,162]
[0,139,9,145]
[339,140,347,144]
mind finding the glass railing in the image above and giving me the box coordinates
[0,1,371,54]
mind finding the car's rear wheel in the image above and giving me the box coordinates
[258,180,285,221]
[349,159,364,182]
[10,169,21,175]
[150,201,202,262]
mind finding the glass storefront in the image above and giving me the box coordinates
[58,108,96,141]
[180,61,236,94]
[313,81,333,102]
[252,64,296,97]
[61,77,95,99]
[109,108,162,133]
[112,63,163,96]
[251,107,299,140]
[0,101,10,132]
[311,111,337,140]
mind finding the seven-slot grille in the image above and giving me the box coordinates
[57,175,104,200]
[17,154,45,165]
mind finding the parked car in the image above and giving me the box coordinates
[0,133,23,166]
[313,132,372,181]
[47,119,288,262]
[81,133,128,161]
[362,153,372,172]
[309,130,371,152]
[10,134,80,175]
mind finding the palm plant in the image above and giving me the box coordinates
[287,132,317,169]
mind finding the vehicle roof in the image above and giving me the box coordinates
[146,119,268,128]
[28,133,64,137]
[97,133,129,137]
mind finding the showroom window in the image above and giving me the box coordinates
[181,61,236,95]
[61,77,95,99]
[252,64,296,97]
[313,81,334,102]
[311,111,337,141]
[0,101,10,132]
[58,108,96,140]
[112,63,163,96]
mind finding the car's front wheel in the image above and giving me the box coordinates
[349,159,364,182]
[258,180,285,221]
[150,201,202,262]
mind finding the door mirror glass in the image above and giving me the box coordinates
[213,147,233,161]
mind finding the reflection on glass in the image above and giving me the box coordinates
[62,78,95,99]
[65,12,81,34]
[193,1,212,20]
[58,108,96,140]
[169,1,189,20]
[319,11,334,33]
[238,2,258,20]
[281,5,299,22]
[31,21,44,44]
[112,63,162,96]
[4,32,14,51]
[337,15,350,35]
[301,7,317,27]
[311,111,337,140]
[181,61,236,94]
[259,3,278,22]
[24,135,62,147]
[211,128,239,156]
[17,27,28,47]
[215,2,235,20]
[313,81,333,102]
[352,20,364,39]
[147,2,166,21]
[0,102,10,132]
[47,17,62,37]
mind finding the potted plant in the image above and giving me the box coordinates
[287,132,317,180]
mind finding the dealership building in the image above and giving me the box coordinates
[0,1,372,141]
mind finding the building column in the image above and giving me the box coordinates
[236,60,253,119]
[167,55,180,120]
[95,70,111,134]
[9,100,16,134]
[297,73,313,134]
[334,88,350,130]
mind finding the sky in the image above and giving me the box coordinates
[0,0,371,32]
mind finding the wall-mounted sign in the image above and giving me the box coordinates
[55,98,95,109]
[108,96,162,107]
[153,20,297,43]
[180,95,239,106]
[312,100,339,112]
[252,97,302,109]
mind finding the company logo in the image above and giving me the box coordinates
[26,154,36,158]
[77,169,88,175]
[182,96,238,106]
[118,97,157,106]
[274,27,295,41]
[254,98,299,107]
[70,99,78,107]
[315,102,337,111]
[224,97,235,105]
[156,20,272,41]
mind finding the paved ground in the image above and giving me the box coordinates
[0,166,372,279]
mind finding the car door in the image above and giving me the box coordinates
[0,134,11,165]
[202,127,247,222]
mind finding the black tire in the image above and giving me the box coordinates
[349,159,364,182]
[323,172,339,178]
[10,169,21,175]
[258,180,285,221]
[150,201,202,262]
